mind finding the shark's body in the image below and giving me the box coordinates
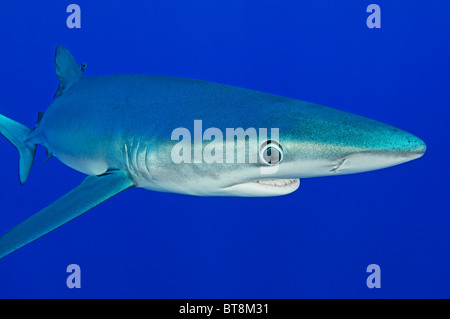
[0,46,426,258]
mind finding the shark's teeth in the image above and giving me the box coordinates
[254,179,298,187]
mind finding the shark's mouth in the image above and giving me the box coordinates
[224,178,300,197]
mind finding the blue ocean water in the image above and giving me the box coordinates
[0,0,448,298]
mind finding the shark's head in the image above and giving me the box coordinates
[137,99,425,197]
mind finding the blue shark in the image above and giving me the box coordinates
[0,46,426,258]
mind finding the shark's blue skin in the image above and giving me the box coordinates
[0,46,426,258]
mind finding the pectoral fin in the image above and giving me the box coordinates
[0,170,135,259]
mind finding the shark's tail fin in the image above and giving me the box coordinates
[0,114,36,184]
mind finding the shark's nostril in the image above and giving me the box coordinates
[330,158,347,173]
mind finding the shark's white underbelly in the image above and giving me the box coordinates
[55,151,110,176]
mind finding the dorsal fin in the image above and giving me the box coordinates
[54,45,84,98]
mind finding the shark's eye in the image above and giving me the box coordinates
[260,140,283,165]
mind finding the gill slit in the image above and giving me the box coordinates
[144,143,151,176]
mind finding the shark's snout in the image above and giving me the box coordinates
[397,134,426,158]
[277,103,427,178]
[332,129,426,175]
[378,128,426,160]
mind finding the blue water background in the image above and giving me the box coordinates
[0,1,448,298]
